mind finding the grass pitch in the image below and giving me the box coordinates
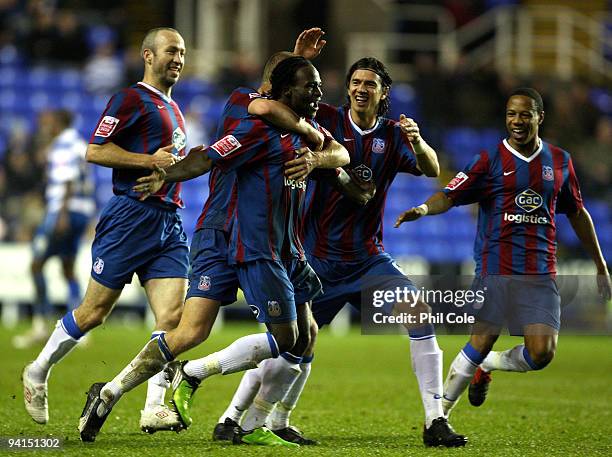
[1,322,611,456]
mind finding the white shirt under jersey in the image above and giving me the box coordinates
[46,128,95,215]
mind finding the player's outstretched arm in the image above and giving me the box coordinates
[293,27,327,60]
[249,100,324,151]
[284,140,349,181]
[398,114,440,177]
[330,168,376,205]
[132,145,209,200]
[567,207,612,300]
[86,143,177,169]
[394,191,453,227]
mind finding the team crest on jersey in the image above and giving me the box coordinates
[198,275,211,291]
[93,257,104,274]
[542,165,554,181]
[267,301,282,317]
[172,127,186,151]
[248,92,262,99]
[211,135,242,157]
[515,188,543,212]
[94,116,119,137]
[372,138,385,154]
[445,172,468,190]
[353,164,373,182]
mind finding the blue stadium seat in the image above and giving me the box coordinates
[443,127,482,168]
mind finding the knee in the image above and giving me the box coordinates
[526,344,556,370]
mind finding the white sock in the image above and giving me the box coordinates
[241,356,301,431]
[184,333,277,380]
[30,320,79,383]
[218,366,263,424]
[442,348,481,416]
[410,336,444,427]
[481,345,532,372]
[144,331,169,410]
[267,359,312,430]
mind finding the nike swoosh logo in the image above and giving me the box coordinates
[157,105,165,109]
[280,133,290,138]
[503,171,515,176]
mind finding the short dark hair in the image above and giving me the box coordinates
[345,57,393,117]
[509,87,544,112]
[270,56,312,100]
[141,27,180,56]
[262,51,295,85]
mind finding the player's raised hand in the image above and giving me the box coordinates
[394,206,427,227]
[596,272,612,301]
[399,114,422,144]
[285,147,319,181]
[133,165,166,200]
[293,28,327,60]
[151,144,177,169]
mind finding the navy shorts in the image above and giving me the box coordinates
[309,252,418,327]
[32,210,90,260]
[469,275,561,334]
[236,258,322,324]
[186,228,239,305]
[90,195,189,289]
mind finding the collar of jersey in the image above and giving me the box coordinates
[348,110,381,136]
[503,138,542,163]
[137,81,172,103]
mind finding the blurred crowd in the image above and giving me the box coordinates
[0,0,609,254]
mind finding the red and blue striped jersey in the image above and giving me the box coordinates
[195,87,262,232]
[90,82,186,209]
[442,139,583,276]
[302,103,422,262]
[207,116,333,264]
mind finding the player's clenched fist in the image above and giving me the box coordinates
[133,165,166,200]
[150,144,177,169]
[399,114,421,144]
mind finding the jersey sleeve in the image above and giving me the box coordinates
[396,127,422,175]
[556,157,584,215]
[90,89,141,145]
[442,151,490,206]
[206,120,267,172]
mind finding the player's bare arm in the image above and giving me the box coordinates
[284,140,349,181]
[86,142,177,170]
[399,114,440,177]
[249,100,324,151]
[133,145,208,200]
[394,191,453,227]
[293,27,327,60]
[329,168,376,205]
[566,207,612,300]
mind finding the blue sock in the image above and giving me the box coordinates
[33,272,51,317]
[60,311,85,340]
[461,341,487,366]
[522,346,548,370]
[67,279,81,311]
[280,352,303,364]
[156,332,175,362]
[301,354,314,364]
[408,324,435,340]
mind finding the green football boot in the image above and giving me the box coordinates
[234,427,300,448]
[167,361,201,429]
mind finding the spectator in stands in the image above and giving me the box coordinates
[83,42,124,95]
[13,110,94,349]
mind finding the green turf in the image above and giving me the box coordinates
[1,322,611,456]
